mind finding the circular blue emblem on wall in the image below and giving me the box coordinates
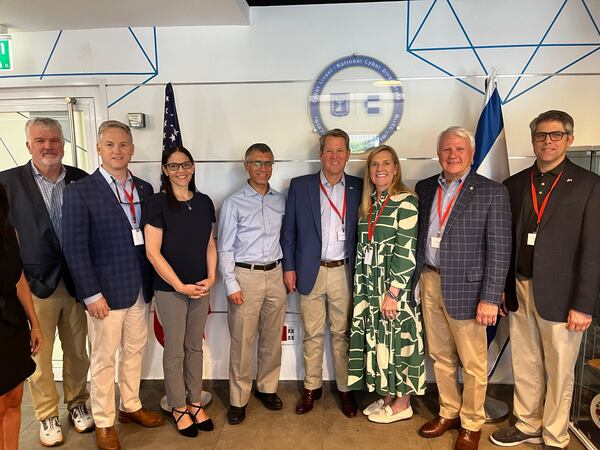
[309,54,404,152]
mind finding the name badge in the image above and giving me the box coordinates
[364,246,373,265]
[527,232,536,246]
[337,230,346,241]
[132,228,144,246]
[431,236,441,249]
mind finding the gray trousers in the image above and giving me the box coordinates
[155,290,210,408]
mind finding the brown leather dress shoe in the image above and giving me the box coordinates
[454,428,481,450]
[295,388,322,414]
[418,416,461,438]
[95,426,121,450]
[118,408,164,428]
[337,391,358,418]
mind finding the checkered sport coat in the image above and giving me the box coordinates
[411,170,512,320]
[62,169,154,310]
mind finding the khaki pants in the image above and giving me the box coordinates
[510,276,582,448]
[29,280,90,420]
[87,292,149,428]
[300,265,351,392]
[228,265,286,407]
[420,270,488,431]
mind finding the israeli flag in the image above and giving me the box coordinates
[474,69,511,380]
[473,68,509,182]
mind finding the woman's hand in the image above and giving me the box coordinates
[30,328,43,356]
[381,294,398,320]
[177,283,203,298]
[195,277,215,298]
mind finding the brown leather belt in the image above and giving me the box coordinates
[320,259,347,268]
[235,261,279,271]
[424,263,441,274]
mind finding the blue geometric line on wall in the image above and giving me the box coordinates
[406,0,600,104]
[0,27,159,109]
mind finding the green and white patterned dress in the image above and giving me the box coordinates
[348,191,426,397]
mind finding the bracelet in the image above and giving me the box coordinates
[386,289,398,301]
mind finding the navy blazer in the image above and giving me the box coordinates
[62,169,154,310]
[412,170,512,320]
[504,159,600,322]
[0,162,87,298]
[281,172,362,295]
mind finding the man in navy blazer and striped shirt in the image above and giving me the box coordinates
[63,120,163,450]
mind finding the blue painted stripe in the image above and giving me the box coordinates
[505,0,569,101]
[408,0,438,50]
[128,27,156,72]
[446,0,487,75]
[108,73,158,108]
[0,135,18,166]
[39,30,63,80]
[473,88,504,170]
[153,27,159,71]
[411,42,600,51]
[582,0,600,36]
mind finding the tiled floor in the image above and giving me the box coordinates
[18,382,584,449]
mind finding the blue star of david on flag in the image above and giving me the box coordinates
[163,82,183,152]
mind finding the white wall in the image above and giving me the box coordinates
[2,0,599,383]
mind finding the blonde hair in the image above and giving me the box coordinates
[359,145,415,218]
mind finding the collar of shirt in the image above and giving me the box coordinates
[437,166,471,191]
[370,189,389,202]
[30,160,66,184]
[242,180,274,198]
[99,165,133,188]
[533,158,566,179]
[319,170,346,189]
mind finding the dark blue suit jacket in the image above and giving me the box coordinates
[62,169,154,310]
[281,172,362,295]
[411,170,512,320]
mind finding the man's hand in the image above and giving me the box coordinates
[567,309,592,333]
[476,300,499,326]
[87,296,111,320]
[227,291,245,305]
[498,293,508,317]
[284,271,297,293]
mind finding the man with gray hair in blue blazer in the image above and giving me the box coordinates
[413,126,512,450]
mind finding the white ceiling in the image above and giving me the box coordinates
[2,0,250,32]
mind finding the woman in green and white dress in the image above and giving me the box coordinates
[348,145,425,424]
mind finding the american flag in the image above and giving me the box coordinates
[162,82,183,151]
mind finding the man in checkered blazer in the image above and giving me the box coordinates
[413,127,511,450]
[63,121,163,450]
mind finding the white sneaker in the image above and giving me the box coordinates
[68,404,95,433]
[368,405,413,424]
[362,399,386,416]
[39,416,64,447]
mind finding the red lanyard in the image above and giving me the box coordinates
[530,169,563,225]
[114,172,138,226]
[368,194,391,243]
[437,181,464,229]
[320,180,346,226]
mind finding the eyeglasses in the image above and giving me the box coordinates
[163,161,194,171]
[532,131,569,142]
[245,160,274,168]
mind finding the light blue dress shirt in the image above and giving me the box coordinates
[217,182,285,295]
[425,167,471,268]
[31,161,66,243]
[319,171,347,261]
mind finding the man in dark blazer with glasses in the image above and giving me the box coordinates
[491,110,600,449]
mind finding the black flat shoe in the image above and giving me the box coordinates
[188,403,214,431]
[254,390,283,410]
[227,405,246,425]
[171,408,198,438]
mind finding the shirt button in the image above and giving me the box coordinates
[538,191,543,195]
[541,182,545,186]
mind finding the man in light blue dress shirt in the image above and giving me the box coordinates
[218,143,286,425]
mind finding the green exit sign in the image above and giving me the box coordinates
[0,38,12,71]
